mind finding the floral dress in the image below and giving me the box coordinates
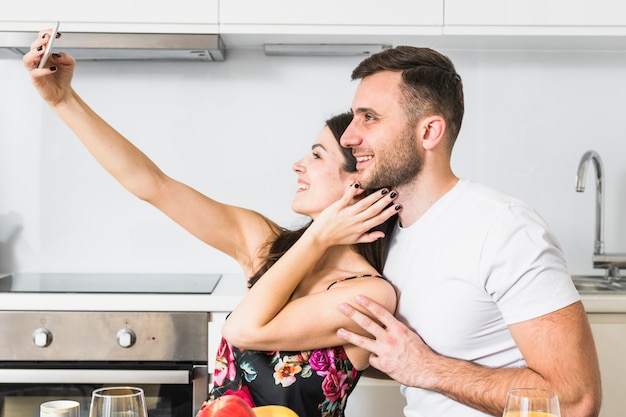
[197,274,384,417]
[199,338,361,417]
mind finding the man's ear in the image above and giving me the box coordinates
[420,115,446,151]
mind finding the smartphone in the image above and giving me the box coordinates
[38,21,60,69]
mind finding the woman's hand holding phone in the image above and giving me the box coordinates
[24,23,77,106]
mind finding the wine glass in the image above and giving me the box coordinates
[502,388,561,417]
[89,387,148,417]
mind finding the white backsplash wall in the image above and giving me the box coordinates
[1,48,625,276]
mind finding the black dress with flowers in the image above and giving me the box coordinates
[202,338,361,417]
[197,274,385,417]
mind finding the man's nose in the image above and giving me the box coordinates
[340,123,360,148]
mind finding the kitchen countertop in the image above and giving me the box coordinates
[0,273,247,313]
[0,273,624,314]
[579,293,626,313]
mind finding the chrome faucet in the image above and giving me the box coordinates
[575,150,625,281]
[575,150,604,255]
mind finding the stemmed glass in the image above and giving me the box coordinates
[502,388,561,417]
[88,387,148,417]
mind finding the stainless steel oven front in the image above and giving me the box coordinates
[0,311,209,417]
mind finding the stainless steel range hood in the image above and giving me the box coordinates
[0,31,225,61]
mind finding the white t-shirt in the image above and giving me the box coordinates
[383,179,580,417]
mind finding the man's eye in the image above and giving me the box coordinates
[365,114,375,121]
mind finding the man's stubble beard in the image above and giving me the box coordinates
[361,127,422,190]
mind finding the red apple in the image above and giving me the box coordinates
[197,395,256,417]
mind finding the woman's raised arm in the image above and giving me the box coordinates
[23,30,275,272]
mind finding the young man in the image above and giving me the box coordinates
[336,46,602,417]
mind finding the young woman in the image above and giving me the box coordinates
[23,30,399,417]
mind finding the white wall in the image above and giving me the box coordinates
[1,48,625,277]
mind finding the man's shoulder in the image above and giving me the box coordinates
[455,179,529,209]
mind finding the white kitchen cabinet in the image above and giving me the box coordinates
[219,0,443,34]
[345,377,405,417]
[208,312,229,378]
[444,0,626,33]
[0,0,218,33]
[587,313,626,417]
[440,0,626,50]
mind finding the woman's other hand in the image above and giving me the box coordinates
[309,183,400,247]
[23,28,76,106]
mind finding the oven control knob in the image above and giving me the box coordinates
[33,328,53,348]
[116,328,136,348]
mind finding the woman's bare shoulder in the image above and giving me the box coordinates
[329,273,398,313]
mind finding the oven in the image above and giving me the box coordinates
[0,273,222,417]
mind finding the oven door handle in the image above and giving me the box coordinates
[0,369,190,384]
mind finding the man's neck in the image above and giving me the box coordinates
[395,174,459,228]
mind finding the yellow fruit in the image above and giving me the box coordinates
[252,405,299,417]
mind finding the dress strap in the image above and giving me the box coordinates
[326,273,384,290]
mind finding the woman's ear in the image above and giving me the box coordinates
[420,115,446,151]
[352,180,367,197]
[354,187,367,197]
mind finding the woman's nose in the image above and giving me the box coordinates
[292,159,304,173]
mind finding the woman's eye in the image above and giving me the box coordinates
[312,152,321,159]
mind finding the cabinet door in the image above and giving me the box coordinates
[445,0,626,27]
[1,0,218,26]
[220,0,443,27]
[208,312,228,379]
[587,313,626,417]
[345,377,405,417]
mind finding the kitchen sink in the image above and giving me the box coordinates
[571,275,626,293]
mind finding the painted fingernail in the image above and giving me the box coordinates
[353,183,360,189]
[42,33,47,39]
[53,53,61,58]
[381,189,388,195]
[37,45,43,51]
[390,191,397,198]
[49,66,57,71]
[395,204,402,210]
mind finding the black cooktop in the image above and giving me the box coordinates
[0,272,222,294]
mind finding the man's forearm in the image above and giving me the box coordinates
[422,354,543,416]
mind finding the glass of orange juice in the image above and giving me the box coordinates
[502,388,561,417]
